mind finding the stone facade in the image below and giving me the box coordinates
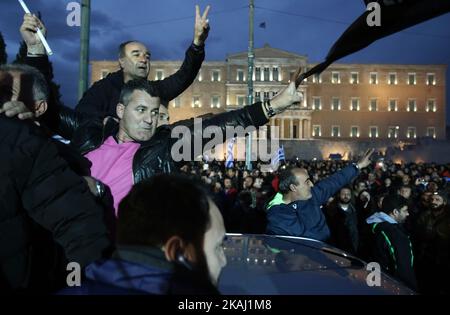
[91,44,447,160]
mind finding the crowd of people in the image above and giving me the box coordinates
[184,157,450,294]
[0,7,449,295]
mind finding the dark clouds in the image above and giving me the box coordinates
[1,0,449,121]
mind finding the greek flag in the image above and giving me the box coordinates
[271,146,285,170]
[225,138,236,168]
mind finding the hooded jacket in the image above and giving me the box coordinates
[366,212,417,291]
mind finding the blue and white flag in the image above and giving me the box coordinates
[271,146,285,170]
[225,138,236,168]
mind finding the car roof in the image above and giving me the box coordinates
[218,234,414,295]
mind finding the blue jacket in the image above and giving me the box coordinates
[59,246,218,295]
[266,165,358,241]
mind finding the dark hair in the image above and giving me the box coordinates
[0,63,48,101]
[118,40,141,58]
[119,79,160,106]
[278,167,300,194]
[117,174,211,249]
[381,195,408,215]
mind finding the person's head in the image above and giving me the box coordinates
[223,177,233,190]
[381,195,409,224]
[0,63,48,117]
[226,168,235,178]
[117,174,227,286]
[118,41,151,82]
[426,181,439,193]
[368,173,376,183]
[157,101,170,127]
[398,185,412,200]
[354,180,367,194]
[430,192,447,211]
[116,79,160,142]
[338,187,352,205]
[243,176,254,190]
[278,167,314,201]
[402,175,411,185]
[384,177,392,187]
[420,191,433,207]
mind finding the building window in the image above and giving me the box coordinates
[350,72,359,84]
[313,125,321,137]
[388,72,397,85]
[172,97,181,108]
[255,67,261,81]
[426,73,436,86]
[388,126,399,139]
[101,69,110,79]
[426,99,436,112]
[426,127,436,138]
[370,72,378,84]
[255,92,261,103]
[211,96,220,108]
[272,91,278,97]
[211,70,220,82]
[350,126,360,138]
[350,98,360,111]
[369,99,378,112]
[331,71,340,84]
[263,67,270,81]
[331,98,341,111]
[388,99,398,112]
[192,96,201,108]
[237,69,245,82]
[407,99,417,112]
[197,71,202,82]
[407,127,417,139]
[263,92,270,101]
[273,67,279,81]
[155,70,164,80]
[369,126,378,138]
[408,73,416,85]
[313,97,322,110]
[293,125,298,138]
[312,73,322,83]
[237,95,246,106]
[331,125,340,137]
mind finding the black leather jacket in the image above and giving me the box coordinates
[59,103,268,183]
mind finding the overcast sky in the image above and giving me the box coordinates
[1,0,449,123]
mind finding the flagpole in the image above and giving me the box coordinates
[78,0,90,100]
[246,0,255,171]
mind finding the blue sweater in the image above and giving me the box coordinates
[266,165,358,241]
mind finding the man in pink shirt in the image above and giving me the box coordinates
[84,81,160,214]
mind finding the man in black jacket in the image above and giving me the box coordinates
[365,195,418,291]
[324,186,359,254]
[21,5,210,118]
[0,66,111,292]
[56,77,302,214]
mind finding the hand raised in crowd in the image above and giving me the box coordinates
[268,82,303,117]
[0,101,35,120]
[20,13,46,55]
[357,148,375,169]
[193,5,211,46]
